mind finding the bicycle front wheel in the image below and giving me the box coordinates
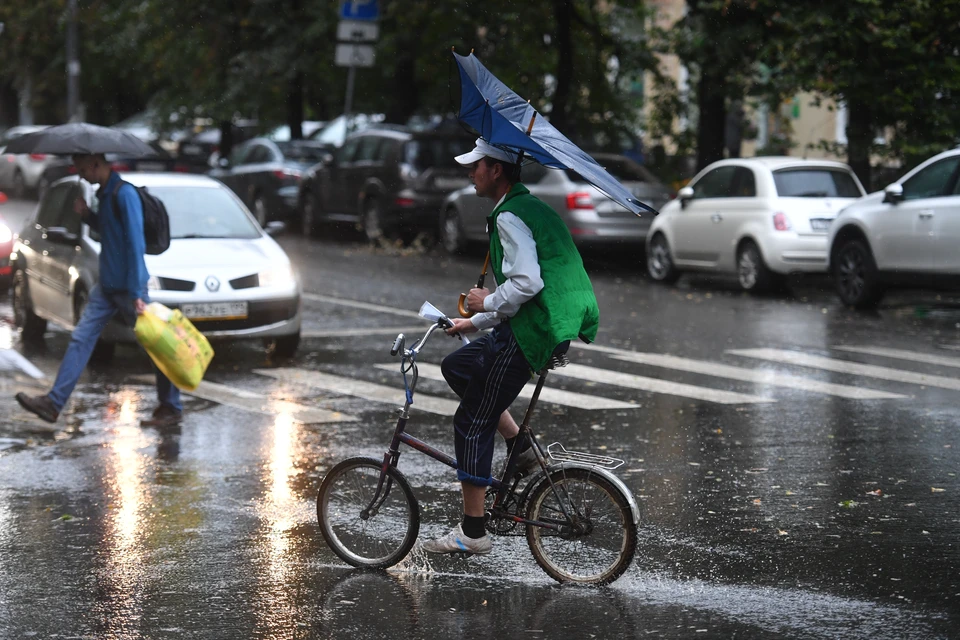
[317,457,420,569]
[526,467,637,585]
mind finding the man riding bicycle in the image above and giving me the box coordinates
[423,138,600,555]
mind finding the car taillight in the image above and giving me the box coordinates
[566,191,594,210]
[111,162,131,172]
[273,169,301,181]
[773,212,792,231]
[29,153,47,161]
[394,197,415,207]
[6,155,16,163]
[173,163,190,173]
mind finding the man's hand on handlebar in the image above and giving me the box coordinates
[445,318,478,336]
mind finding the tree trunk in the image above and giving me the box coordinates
[845,97,873,191]
[287,71,304,139]
[219,120,234,163]
[696,67,726,171]
[551,0,574,134]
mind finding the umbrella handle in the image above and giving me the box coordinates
[458,252,490,318]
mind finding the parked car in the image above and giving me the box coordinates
[308,114,386,148]
[0,191,12,291]
[440,153,674,253]
[10,173,301,359]
[209,137,330,226]
[265,121,327,141]
[0,125,56,198]
[646,157,866,292]
[298,127,475,240]
[827,148,960,308]
[36,142,192,200]
[177,119,261,169]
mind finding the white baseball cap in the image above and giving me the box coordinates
[454,138,520,165]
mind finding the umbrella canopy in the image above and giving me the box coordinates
[453,51,657,216]
[4,122,157,157]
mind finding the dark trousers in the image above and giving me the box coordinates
[440,323,531,486]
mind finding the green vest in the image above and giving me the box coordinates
[488,183,600,371]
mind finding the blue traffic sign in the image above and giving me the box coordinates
[340,0,378,21]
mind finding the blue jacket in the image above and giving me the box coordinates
[86,172,149,300]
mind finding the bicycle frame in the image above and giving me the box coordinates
[361,320,574,534]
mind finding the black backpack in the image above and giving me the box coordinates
[112,182,171,255]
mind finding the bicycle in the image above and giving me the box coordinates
[316,303,639,586]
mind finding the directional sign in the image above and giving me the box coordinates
[335,43,376,68]
[337,19,379,42]
[340,0,378,21]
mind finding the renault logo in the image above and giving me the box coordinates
[205,276,220,292]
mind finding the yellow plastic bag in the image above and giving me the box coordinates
[135,302,214,391]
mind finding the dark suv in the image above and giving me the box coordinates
[297,127,474,241]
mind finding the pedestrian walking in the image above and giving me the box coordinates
[421,139,600,555]
[15,154,182,427]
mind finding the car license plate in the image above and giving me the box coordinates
[181,302,248,320]
[810,218,833,231]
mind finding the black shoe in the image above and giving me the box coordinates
[15,393,59,423]
[140,405,183,428]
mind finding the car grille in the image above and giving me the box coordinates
[159,277,196,292]
[169,296,299,332]
[229,274,259,290]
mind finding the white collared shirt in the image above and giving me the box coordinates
[470,197,544,330]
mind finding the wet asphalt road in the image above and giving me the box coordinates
[1,197,959,638]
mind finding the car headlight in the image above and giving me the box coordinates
[258,265,295,288]
[147,275,161,290]
[0,224,11,244]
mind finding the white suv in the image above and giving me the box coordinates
[646,157,865,292]
[827,148,960,308]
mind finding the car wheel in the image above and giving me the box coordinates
[737,240,776,292]
[440,207,465,254]
[12,170,26,200]
[266,333,300,358]
[253,194,269,227]
[647,233,680,283]
[363,199,384,242]
[74,286,116,363]
[833,239,884,308]
[301,192,317,237]
[12,269,47,341]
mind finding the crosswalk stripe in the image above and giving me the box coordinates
[729,348,960,392]
[301,293,424,319]
[254,367,460,416]
[302,326,426,339]
[378,363,640,411]
[551,363,774,405]
[609,352,905,400]
[130,375,354,424]
[833,345,960,370]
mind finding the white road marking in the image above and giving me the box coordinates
[301,293,424,319]
[729,348,960,392]
[609,352,905,400]
[834,345,960,370]
[551,363,774,405]
[254,367,460,416]
[301,326,427,339]
[130,375,354,424]
[379,363,640,411]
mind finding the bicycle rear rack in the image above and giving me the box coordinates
[546,442,625,471]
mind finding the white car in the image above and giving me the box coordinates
[0,125,57,198]
[11,173,301,360]
[827,148,960,308]
[646,157,866,291]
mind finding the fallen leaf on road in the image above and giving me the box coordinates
[932,487,946,493]
[777,530,788,536]
[752,499,762,505]
[839,500,858,509]
[866,489,882,496]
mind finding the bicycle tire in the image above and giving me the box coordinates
[317,457,420,569]
[525,467,637,585]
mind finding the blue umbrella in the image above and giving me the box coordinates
[453,51,658,216]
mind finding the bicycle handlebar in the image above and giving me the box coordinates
[390,333,404,356]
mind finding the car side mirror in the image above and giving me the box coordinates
[882,183,904,204]
[45,226,79,246]
[264,221,285,237]
[678,186,694,209]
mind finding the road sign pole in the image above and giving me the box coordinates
[343,64,357,117]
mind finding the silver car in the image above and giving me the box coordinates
[438,153,673,253]
[0,125,57,198]
[11,173,301,361]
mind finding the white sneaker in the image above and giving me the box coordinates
[422,524,492,555]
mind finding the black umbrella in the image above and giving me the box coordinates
[4,122,157,156]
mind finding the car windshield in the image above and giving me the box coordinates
[403,137,474,170]
[773,169,862,197]
[147,186,261,239]
[565,157,659,184]
[275,142,330,164]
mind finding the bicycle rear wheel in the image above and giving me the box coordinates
[525,467,637,585]
[317,457,420,569]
